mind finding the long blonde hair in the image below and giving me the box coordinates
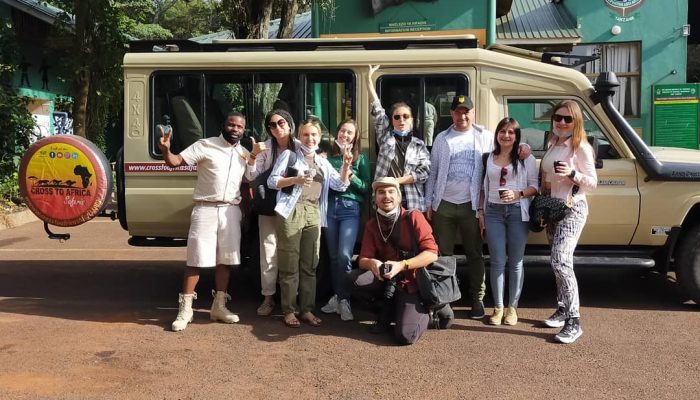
[551,100,587,151]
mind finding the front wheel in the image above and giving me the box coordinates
[675,224,700,304]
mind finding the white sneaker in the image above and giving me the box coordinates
[321,294,339,314]
[338,299,354,321]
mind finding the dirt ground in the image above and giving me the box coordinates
[0,218,698,399]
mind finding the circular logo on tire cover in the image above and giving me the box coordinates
[19,136,113,227]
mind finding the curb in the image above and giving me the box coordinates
[0,209,38,231]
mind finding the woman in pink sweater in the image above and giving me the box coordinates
[539,100,597,344]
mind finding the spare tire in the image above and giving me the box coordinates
[18,135,113,227]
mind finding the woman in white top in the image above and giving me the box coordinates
[539,100,597,344]
[479,117,538,326]
[246,109,296,317]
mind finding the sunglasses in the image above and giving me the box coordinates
[393,114,411,121]
[500,167,507,187]
[552,114,574,123]
[268,119,287,129]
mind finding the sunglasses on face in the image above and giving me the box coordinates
[268,119,287,129]
[552,114,574,123]
[500,167,507,187]
[393,114,411,121]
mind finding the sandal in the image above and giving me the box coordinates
[300,312,322,327]
[256,299,275,316]
[283,313,300,328]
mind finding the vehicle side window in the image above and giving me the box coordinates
[306,72,354,141]
[206,74,252,139]
[151,70,355,157]
[378,74,468,147]
[152,73,203,155]
[506,98,619,160]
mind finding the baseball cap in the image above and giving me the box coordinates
[451,95,474,110]
[372,177,400,193]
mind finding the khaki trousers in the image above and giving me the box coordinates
[276,202,321,314]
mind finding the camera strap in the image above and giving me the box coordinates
[388,210,419,259]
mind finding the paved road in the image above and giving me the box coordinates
[0,217,698,399]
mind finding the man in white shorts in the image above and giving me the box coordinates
[158,111,256,331]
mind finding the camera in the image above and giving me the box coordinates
[380,263,400,300]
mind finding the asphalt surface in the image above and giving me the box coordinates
[0,217,698,399]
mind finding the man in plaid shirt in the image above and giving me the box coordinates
[367,65,431,212]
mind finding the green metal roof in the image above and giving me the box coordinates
[496,0,581,45]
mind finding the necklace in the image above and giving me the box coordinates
[376,214,398,243]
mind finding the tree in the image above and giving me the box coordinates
[277,0,300,39]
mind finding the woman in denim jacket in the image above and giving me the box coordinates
[268,118,351,328]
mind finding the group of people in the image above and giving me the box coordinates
[157,64,597,345]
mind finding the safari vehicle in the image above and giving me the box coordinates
[114,36,700,304]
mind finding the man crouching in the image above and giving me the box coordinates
[354,177,438,345]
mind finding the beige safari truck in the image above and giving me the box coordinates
[113,36,700,304]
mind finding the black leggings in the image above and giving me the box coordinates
[352,269,429,345]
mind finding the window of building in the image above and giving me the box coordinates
[571,42,641,117]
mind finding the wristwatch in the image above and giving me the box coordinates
[519,190,524,198]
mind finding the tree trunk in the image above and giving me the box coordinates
[71,0,91,138]
[277,0,299,39]
[72,69,89,138]
[246,0,274,39]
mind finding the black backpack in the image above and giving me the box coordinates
[251,148,297,216]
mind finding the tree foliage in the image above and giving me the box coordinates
[0,21,35,180]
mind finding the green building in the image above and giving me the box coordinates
[0,0,73,137]
[314,0,691,145]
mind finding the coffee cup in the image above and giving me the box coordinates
[498,187,509,199]
[554,160,564,173]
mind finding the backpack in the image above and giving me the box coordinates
[251,149,297,216]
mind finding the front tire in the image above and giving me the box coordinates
[675,224,700,305]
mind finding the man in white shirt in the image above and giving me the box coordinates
[158,111,255,332]
[424,95,492,319]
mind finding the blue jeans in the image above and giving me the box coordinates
[324,196,360,300]
[485,202,529,308]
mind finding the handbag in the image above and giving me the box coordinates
[251,149,297,216]
[528,149,579,231]
[402,211,462,309]
[528,193,573,232]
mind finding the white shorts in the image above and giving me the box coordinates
[186,203,242,268]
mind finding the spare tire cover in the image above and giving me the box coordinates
[19,135,113,227]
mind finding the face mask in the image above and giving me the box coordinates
[377,206,399,218]
[553,128,572,139]
[335,139,350,151]
[299,143,318,154]
[392,127,412,137]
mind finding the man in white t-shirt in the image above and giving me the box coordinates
[158,111,256,332]
[424,95,492,319]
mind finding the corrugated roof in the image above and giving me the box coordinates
[267,11,312,39]
[0,0,73,25]
[191,11,311,43]
[496,0,580,45]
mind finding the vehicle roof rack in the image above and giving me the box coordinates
[127,35,479,53]
[542,52,599,68]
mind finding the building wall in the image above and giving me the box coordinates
[317,0,488,44]
[559,1,688,143]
